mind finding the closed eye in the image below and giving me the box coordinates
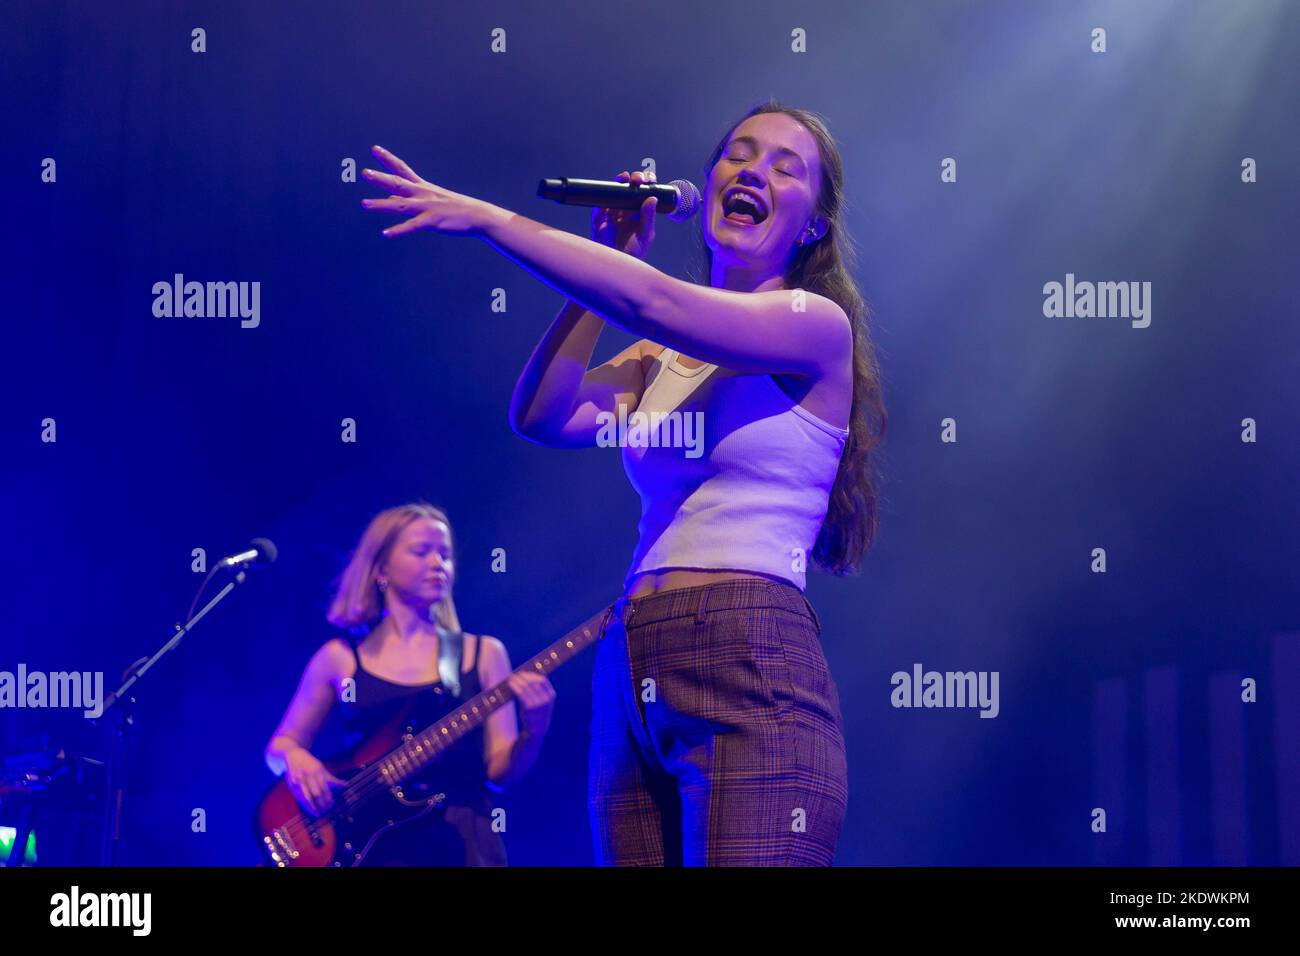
[725,155,795,178]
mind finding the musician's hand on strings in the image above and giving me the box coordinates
[591,169,657,260]
[360,145,497,238]
[507,671,556,737]
[284,747,345,817]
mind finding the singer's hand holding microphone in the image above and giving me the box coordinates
[592,170,657,260]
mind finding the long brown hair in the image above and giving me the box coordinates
[325,501,462,634]
[691,98,889,574]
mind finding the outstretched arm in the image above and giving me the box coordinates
[361,146,850,377]
[475,205,850,377]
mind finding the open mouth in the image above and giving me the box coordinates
[721,187,768,226]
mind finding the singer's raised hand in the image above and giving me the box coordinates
[360,145,496,238]
[591,169,657,260]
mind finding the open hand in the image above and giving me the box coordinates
[360,145,494,238]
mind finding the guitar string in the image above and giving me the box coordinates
[277,679,518,853]
[324,606,612,814]
[273,609,614,857]
[280,655,544,851]
[313,608,609,822]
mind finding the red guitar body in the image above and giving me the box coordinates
[255,699,448,867]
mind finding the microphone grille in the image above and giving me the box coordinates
[250,537,278,564]
[667,180,701,222]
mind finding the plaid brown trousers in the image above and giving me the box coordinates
[588,578,849,865]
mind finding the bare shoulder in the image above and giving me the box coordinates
[794,289,851,331]
[794,291,853,376]
[823,293,851,323]
[317,636,356,680]
[460,632,482,675]
[477,634,508,664]
[753,287,850,332]
[470,639,504,691]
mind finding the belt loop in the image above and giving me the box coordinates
[801,592,823,634]
[617,594,637,630]
[693,586,713,625]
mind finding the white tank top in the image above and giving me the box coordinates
[620,347,849,592]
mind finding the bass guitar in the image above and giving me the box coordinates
[255,603,614,866]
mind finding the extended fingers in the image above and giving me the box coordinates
[359,192,426,237]
[361,167,416,195]
[371,145,421,182]
[360,196,410,212]
[381,213,428,238]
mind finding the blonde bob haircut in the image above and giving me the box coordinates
[326,501,462,634]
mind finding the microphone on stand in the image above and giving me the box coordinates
[537,177,702,222]
[217,537,278,569]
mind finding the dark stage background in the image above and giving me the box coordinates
[2,0,1298,866]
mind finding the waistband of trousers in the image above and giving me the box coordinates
[613,577,820,632]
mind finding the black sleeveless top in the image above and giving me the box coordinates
[336,627,508,866]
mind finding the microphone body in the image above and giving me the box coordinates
[537,177,701,222]
[218,537,278,569]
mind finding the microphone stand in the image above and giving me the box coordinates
[96,565,254,866]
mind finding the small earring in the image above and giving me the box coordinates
[377,578,388,592]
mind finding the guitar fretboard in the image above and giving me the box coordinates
[349,604,615,793]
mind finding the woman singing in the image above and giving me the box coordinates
[264,502,556,865]
[360,99,886,865]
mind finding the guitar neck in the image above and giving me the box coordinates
[363,604,615,788]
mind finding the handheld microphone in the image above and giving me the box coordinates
[217,537,278,569]
[537,177,701,222]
